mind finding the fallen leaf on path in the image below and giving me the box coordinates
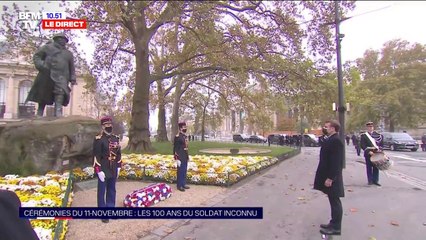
[423,223,426,226]
[350,208,358,212]
[164,229,174,234]
[347,189,354,192]
[368,237,377,240]
[368,224,375,227]
[390,221,400,226]
[297,197,305,200]
[371,210,376,213]
[184,237,195,240]
[300,188,305,191]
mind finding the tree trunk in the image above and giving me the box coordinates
[201,105,207,141]
[156,81,168,142]
[127,39,153,152]
[389,117,395,132]
[170,77,183,140]
[194,108,201,135]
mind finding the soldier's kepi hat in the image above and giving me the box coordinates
[52,32,69,43]
[366,121,374,126]
[178,122,186,128]
[100,116,112,125]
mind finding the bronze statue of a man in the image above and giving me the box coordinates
[26,32,77,117]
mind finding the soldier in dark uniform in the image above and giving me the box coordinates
[174,122,190,192]
[360,122,384,186]
[26,32,77,117]
[93,116,122,223]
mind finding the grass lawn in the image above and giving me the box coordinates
[141,141,294,157]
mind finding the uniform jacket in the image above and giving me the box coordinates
[314,133,345,197]
[360,131,383,157]
[0,190,39,240]
[26,42,76,106]
[93,132,122,178]
[173,132,189,162]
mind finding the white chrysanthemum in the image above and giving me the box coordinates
[191,174,201,182]
[45,180,60,188]
[211,161,222,169]
[4,175,19,180]
[216,178,226,184]
[206,173,218,178]
[40,198,55,206]
[22,200,39,207]
[82,167,94,176]
[34,227,53,240]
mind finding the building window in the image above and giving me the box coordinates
[0,79,5,118]
[18,80,35,118]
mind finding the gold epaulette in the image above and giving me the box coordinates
[176,133,180,137]
[95,134,102,140]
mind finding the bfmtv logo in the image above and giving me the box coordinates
[17,12,43,32]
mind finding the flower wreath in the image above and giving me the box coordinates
[123,183,172,207]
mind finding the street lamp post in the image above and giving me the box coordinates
[335,1,346,168]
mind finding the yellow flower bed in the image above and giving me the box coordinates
[0,154,279,239]
[71,154,278,185]
[0,173,72,240]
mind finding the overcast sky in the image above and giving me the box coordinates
[2,1,425,129]
[2,1,425,64]
[340,1,426,62]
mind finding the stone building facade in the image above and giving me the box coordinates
[0,54,97,121]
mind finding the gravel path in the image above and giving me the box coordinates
[66,181,226,240]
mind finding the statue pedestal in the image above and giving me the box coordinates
[0,116,100,176]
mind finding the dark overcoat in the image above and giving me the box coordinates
[0,190,39,240]
[26,42,75,106]
[313,133,345,197]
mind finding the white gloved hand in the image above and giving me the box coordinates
[176,160,181,167]
[98,171,105,182]
[117,168,121,179]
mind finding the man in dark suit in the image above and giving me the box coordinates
[174,122,190,192]
[0,190,39,240]
[314,120,344,236]
[318,127,328,147]
[360,122,383,186]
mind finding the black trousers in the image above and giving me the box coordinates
[328,194,342,230]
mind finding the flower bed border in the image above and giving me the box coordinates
[52,170,74,240]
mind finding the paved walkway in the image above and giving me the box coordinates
[140,147,426,240]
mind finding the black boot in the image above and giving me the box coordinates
[37,103,46,117]
[54,95,64,117]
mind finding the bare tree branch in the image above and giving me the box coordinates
[163,50,225,74]
[150,66,226,82]
[119,47,135,55]
[148,2,182,36]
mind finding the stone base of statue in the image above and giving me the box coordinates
[0,116,99,176]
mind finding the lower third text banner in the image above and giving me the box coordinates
[20,207,263,220]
